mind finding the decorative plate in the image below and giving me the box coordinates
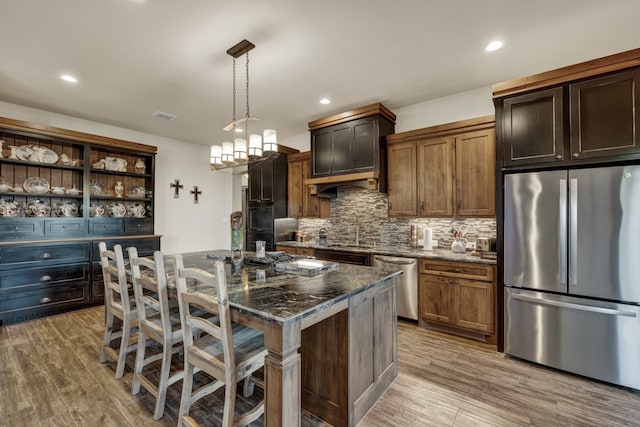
[90,182,105,196]
[127,186,146,199]
[27,199,51,217]
[0,199,20,217]
[16,145,59,164]
[127,203,146,218]
[107,202,127,217]
[23,177,50,194]
[54,200,78,217]
[103,156,128,172]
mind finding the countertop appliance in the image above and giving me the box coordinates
[504,166,640,391]
[373,255,418,321]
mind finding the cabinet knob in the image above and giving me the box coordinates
[40,275,52,282]
[555,155,563,160]
[137,224,141,228]
[40,297,52,304]
[388,202,392,210]
[448,279,454,284]
[420,201,425,210]
[41,252,52,259]
[15,226,20,231]
[62,225,69,230]
[572,152,580,158]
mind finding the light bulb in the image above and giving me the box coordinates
[263,129,278,154]
[249,134,263,159]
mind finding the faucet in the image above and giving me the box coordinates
[349,212,359,246]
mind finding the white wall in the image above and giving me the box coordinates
[279,86,495,153]
[0,100,233,254]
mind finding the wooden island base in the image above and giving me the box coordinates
[300,279,398,426]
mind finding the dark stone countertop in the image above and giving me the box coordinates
[275,241,497,265]
[168,250,402,326]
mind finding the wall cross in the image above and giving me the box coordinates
[190,186,202,204]
[170,179,184,198]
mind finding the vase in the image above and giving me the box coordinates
[114,181,124,198]
[450,237,467,253]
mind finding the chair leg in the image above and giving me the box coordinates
[222,383,236,427]
[115,317,131,379]
[100,311,115,363]
[242,377,255,398]
[132,330,148,395]
[178,362,195,423]
[153,340,174,420]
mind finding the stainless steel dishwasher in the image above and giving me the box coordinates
[373,255,418,321]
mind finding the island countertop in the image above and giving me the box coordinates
[171,250,402,326]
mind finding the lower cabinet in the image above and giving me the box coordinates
[0,235,160,325]
[275,245,315,257]
[418,259,496,343]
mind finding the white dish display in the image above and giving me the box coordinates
[127,203,146,218]
[0,183,12,192]
[66,187,81,196]
[107,202,127,217]
[54,200,79,217]
[93,156,128,172]
[15,145,59,164]
[27,199,51,217]
[23,177,50,194]
[90,182,106,196]
[11,185,24,193]
[0,199,20,217]
[90,202,106,217]
[51,186,66,195]
[127,186,146,199]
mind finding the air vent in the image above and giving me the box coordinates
[152,111,178,120]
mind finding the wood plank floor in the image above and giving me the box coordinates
[1,307,639,427]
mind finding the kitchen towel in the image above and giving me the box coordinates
[423,227,433,251]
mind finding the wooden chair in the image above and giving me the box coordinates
[129,247,184,420]
[174,256,267,427]
[99,242,138,379]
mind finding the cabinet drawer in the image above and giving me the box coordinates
[89,219,124,235]
[419,259,493,281]
[297,247,315,257]
[0,220,44,238]
[45,219,88,236]
[0,242,90,269]
[315,249,370,266]
[0,263,89,291]
[124,218,153,234]
[0,283,89,318]
[91,237,160,259]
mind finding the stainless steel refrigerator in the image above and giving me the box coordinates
[504,165,640,390]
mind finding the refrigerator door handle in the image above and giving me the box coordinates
[511,293,637,317]
[569,178,578,287]
[559,179,567,286]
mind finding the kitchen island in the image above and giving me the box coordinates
[174,251,401,427]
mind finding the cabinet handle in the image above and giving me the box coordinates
[556,155,563,160]
[448,279,454,284]
[420,201,425,210]
[41,253,52,259]
[15,226,20,231]
[388,202,392,210]
[62,225,69,230]
[40,275,52,282]
[572,152,580,158]
[40,297,52,304]
[137,224,141,228]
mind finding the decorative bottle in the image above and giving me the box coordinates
[114,181,124,198]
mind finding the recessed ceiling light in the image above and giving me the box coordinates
[152,111,178,120]
[320,98,331,105]
[235,128,243,133]
[485,40,504,52]
[60,74,78,83]
[131,0,148,3]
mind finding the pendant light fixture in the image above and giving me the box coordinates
[210,39,278,172]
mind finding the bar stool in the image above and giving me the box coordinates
[99,242,138,379]
[129,247,184,420]
[174,256,267,427]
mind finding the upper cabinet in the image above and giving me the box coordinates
[287,151,329,219]
[494,49,640,168]
[0,117,156,240]
[387,116,495,218]
[307,103,395,192]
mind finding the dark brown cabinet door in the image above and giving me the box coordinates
[287,159,304,218]
[311,129,333,176]
[570,69,640,160]
[352,119,376,172]
[331,124,353,174]
[502,87,564,166]
[248,160,275,204]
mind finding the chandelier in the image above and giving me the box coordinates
[209,39,278,172]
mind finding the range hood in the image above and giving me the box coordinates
[306,103,396,198]
[306,171,380,198]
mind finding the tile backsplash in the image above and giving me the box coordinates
[297,186,496,249]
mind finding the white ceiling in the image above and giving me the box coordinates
[1,0,639,146]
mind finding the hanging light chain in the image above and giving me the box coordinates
[245,51,250,120]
